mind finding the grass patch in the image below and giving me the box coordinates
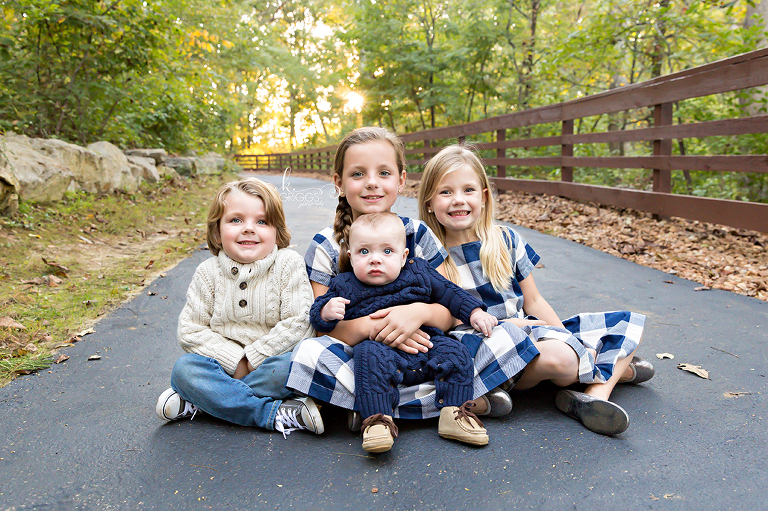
[0,172,239,386]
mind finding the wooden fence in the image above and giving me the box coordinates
[235,48,768,233]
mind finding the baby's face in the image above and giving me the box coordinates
[348,224,408,286]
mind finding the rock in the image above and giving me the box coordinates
[164,156,197,176]
[127,155,160,183]
[28,137,102,194]
[124,148,168,165]
[0,156,20,215]
[1,134,75,202]
[196,152,228,175]
[87,141,141,193]
[155,164,181,180]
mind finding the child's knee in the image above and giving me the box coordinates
[539,342,579,381]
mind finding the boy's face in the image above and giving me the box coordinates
[347,223,408,286]
[219,190,277,264]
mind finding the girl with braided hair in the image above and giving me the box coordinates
[287,127,537,435]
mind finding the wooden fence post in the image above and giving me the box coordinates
[561,119,574,182]
[496,129,506,178]
[653,103,673,193]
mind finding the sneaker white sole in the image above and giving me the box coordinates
[155,388,178,421]
[300,397,325,435]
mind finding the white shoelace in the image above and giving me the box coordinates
[274,406,304,439]
[181,401,198,420]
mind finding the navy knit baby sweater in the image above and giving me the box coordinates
[310,257,487,334]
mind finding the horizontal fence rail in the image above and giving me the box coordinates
[235,48,768,233]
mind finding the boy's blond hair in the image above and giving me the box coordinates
[418,145,514,292]
[206,178,291,256]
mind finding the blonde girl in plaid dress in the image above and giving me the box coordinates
[287,127,538,428]
[418,145,654,436]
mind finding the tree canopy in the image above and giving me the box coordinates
[1,0,766,195]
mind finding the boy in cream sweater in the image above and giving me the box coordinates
[155,178,322,437]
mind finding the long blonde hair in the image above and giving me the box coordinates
[332,127,406,271]
[418,145,514,292]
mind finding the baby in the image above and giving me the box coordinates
[310,212,497,453]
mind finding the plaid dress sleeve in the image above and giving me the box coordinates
[502,226,540,283]
[401,216,448,269]
[304,226,340,287]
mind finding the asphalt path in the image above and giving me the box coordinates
[1,172,766,510]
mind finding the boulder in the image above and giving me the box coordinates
[0,153,20,215]
[196,152,228,175]
[28,137,102,193]
[127,155,160,183]
[87,141,141,193]
[156,164,181,180]
[1,134,75,202]
[124,148,168,165]
[164,156,197,176]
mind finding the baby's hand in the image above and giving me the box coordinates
[469,308,498,337]
[321,297,349,322]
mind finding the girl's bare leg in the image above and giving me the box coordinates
[584,349,636,401]
[513,340,580,390]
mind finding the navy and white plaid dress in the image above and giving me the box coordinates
[287,216,538,419]
[450,225,645,384]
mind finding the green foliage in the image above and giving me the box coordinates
[1,0,766,201]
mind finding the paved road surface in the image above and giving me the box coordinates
[1,173,766,510]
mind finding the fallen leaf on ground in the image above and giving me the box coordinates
[22,275,63,287]
[0,317,26,330]
[55,354,69,364]
[46,275,63,287]
[724,392,751,398]
[677,363,709,379]
[74,328,94,337]
[42,257,70,276]
[663,280,674,284]
[88,355,101,361]
[23,276,48,286]
[694,286,711,292]
[145,260,155,270]
[656,353,674,359]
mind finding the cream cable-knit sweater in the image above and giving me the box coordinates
[177,246,315,375]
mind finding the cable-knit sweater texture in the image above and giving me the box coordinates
[177,246,315,376]
[310,257,487,334]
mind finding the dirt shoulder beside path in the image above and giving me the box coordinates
[263,170,768,302]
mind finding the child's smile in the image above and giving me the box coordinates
[428,166,487,245]
[334,140,404,219]
[219,191,277,264]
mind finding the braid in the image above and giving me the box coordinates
[334,196,354,272]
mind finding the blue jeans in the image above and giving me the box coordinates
[170,351,294,430]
